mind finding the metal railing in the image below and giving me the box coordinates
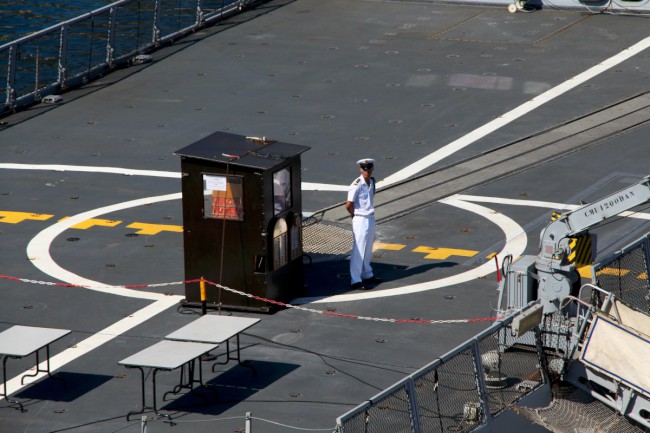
[0,0,260,116]
[335,303,547,433]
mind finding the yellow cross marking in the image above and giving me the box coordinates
[373,242,406,252]
[59,217,122,229]
[413,246,478,260]
[127,222,183,235]
[0,211,53,224]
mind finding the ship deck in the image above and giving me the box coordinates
[1,1,650,432]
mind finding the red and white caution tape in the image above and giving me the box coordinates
[0,274,501,324]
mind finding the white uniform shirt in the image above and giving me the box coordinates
[348,175,374,216]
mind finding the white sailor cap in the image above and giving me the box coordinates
[356,158,375,166]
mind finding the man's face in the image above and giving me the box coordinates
[359,163,374,180]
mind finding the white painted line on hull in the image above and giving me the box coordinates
[292,195,528,304]
[380,35,650,187]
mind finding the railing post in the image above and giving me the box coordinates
[6,45,17,108]
[107,6,117,67]
[153,0,162,46]
[58,25,68,88]
[405,379,421,433]
[471,338,493,427]
[140,415,148,433]
[196,0,205,26]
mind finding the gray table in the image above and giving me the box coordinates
[165,315,260,368]
[0,325,71,412]
[119,340,218,420]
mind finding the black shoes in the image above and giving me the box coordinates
[351,282,371,290]
[363,276,383,285]
[351,277,382,291]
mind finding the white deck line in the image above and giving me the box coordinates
[379,35,650,188]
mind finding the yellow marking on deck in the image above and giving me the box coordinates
[596,267,630,276]
[127,222,183,235]
[373,242,406,252]
[577,265,592,279]
[58,216,122,229]
[0,211,53,224]
[639,272,648,280]
[413,246,479,260]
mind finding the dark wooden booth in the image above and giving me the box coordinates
[175,132,310,312]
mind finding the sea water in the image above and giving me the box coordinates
[0,0,113,43]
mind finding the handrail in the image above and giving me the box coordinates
[1,0,260,117]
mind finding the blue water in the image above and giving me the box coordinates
[0,0,113,43]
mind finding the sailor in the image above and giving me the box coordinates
[346,158,382,290]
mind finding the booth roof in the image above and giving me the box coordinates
[174,131,310,170]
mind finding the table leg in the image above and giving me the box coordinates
[126,367,172,422]
[20,345,66,388]
[164,359,212,402]
[211,335,256,374]
[1,355,25,412]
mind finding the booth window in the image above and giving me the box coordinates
[272,218,288,270]
[273,167,292,215]
[203,174,244,221]
[290,213,302,260]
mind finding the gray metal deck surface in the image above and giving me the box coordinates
[1,1,650,432]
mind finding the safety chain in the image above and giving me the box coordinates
[0,274,501,325]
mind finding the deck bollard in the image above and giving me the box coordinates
[200,276,207,315]
[245,411,252,433]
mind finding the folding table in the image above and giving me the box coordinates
[165,315,260,369]
[0,325,71,412]
[119,340,217,420]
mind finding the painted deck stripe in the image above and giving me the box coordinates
[380,35,650,187]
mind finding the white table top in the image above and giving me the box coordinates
[0,325,71,357]
[165,315,261,344]
[119,340,218,370]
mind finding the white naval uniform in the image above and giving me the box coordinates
[348,175,375,285]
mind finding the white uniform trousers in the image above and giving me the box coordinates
[350,215,375,284]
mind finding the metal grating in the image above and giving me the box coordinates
[513,385,647,433]
[302,223,352,256]
[594,236,650,314]
[414,350,482,433]
[336,305,548,433]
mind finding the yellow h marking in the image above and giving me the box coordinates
[413,246,478,260]
[373,242,406,252]
[0,211,53,224]
[59,217,122,230]
[127,222,183,235]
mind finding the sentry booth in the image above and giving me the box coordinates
[175,132,310,312]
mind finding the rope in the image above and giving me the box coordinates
[0,274,502,325]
